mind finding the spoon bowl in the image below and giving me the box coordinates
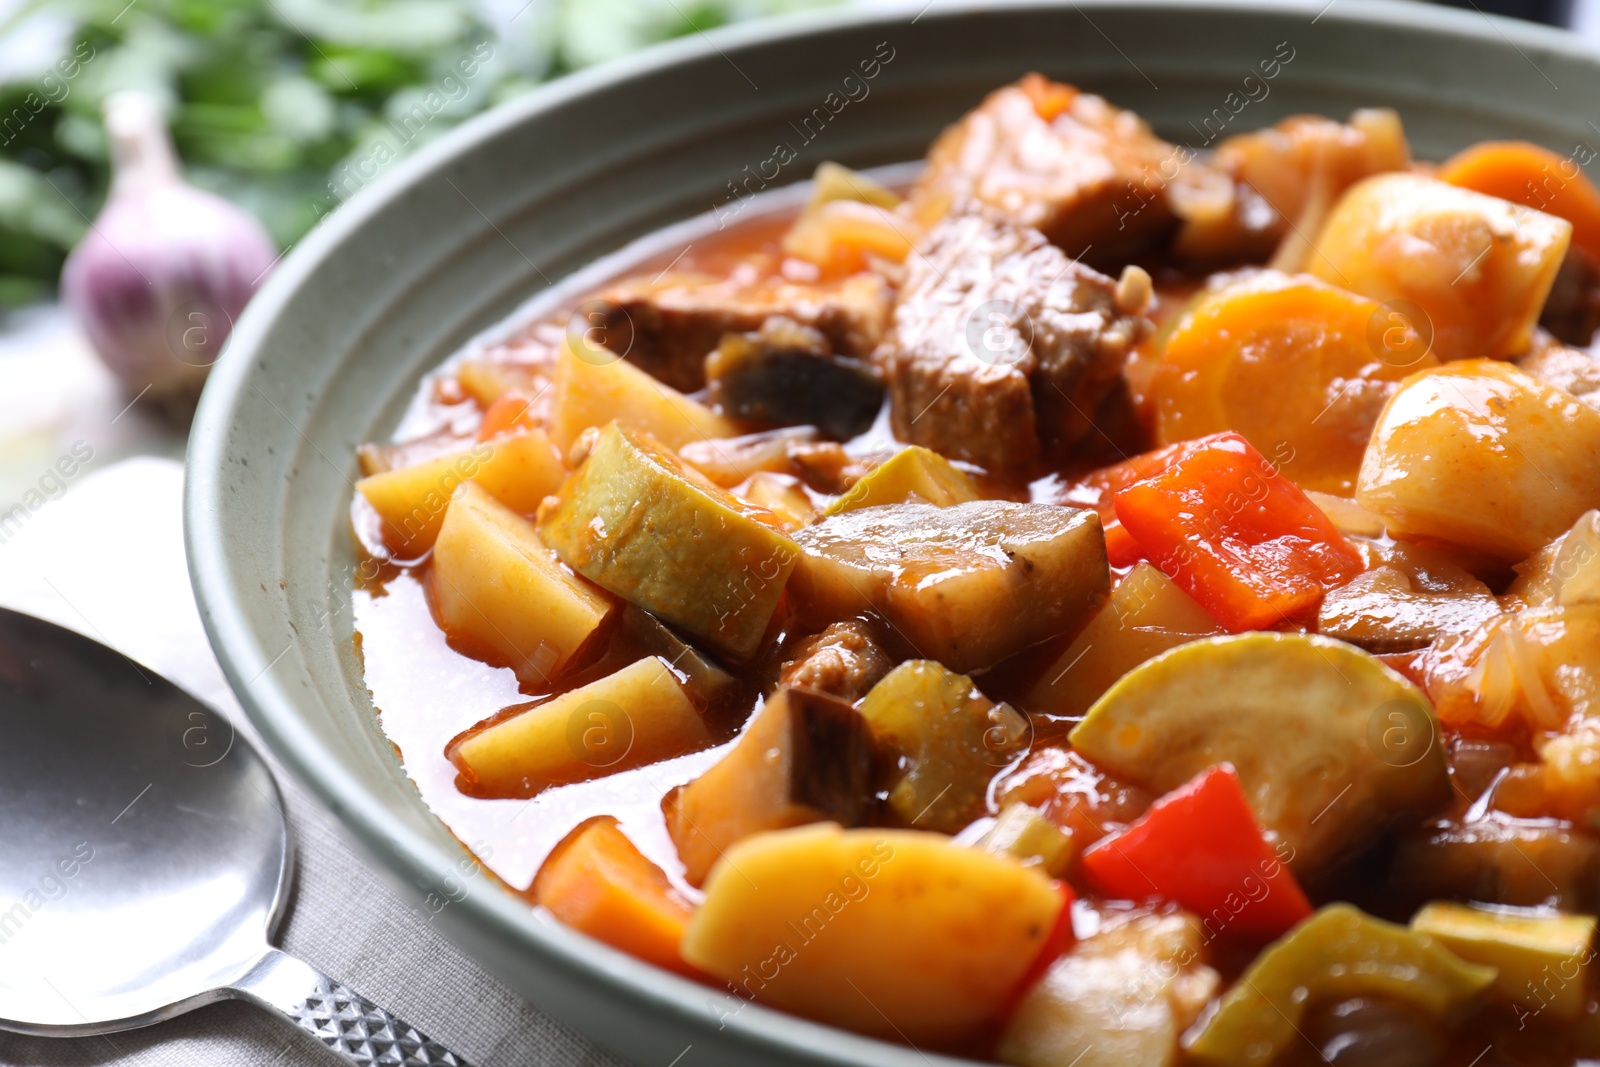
[0,608,466,1065]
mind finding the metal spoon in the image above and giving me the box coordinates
[0,607,471,1066]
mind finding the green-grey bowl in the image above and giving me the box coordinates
[186,2,1600,1063]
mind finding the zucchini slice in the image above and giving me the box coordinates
[1069,632,1447,875]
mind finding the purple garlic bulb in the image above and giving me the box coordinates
[61,91,278,418]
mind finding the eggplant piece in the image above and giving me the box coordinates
[1188,904,1495,1067]
[1070,632,1449,876]
[778,619,893,702]
[1317,566,1501,653]
[1298,998,1449,1067]
[667,686,876,885]
[539,422,799,659]
[706,316,884,440]
[858,660,1030,833]
[618,605,741,717]
[789,501,1109,673]
[1389,822,1600,912]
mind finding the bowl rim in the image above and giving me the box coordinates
[185,0,1596,1062]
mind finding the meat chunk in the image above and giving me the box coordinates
[706,316,884,439]
[1540,246,1600,347]
[586,271,890,392]
[778,620,893,701]
[882,209,1149,470]
[1180,108,1410,268]
[908,74,1227,267]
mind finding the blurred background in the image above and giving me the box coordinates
[0,0,1590,506]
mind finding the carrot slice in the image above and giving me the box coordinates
[1102,518,1145,568]
[1018,72,1077,122]
[1439,140,1600,261]
[533,816,700,976]
[476,391,540,442]
[1112,432,1363,632]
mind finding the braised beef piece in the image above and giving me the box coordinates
[778,620,893,702]
[1540,246,1600,347]
[586,271,890,392]
[1178,109,1411,269]
[706,316,884,440]
[908,74,1224,268]
[880,208,1150,471]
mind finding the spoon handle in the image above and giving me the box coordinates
[230,947,472,1066]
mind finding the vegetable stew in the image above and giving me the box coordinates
[352,74,1600,1066]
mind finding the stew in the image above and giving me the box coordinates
[351,73,1600,1066]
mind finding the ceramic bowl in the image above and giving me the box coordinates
[185,3,1600,1063]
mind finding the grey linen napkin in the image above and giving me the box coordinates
[0,456,629,1067]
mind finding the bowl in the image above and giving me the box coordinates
[185,3,1600,1064]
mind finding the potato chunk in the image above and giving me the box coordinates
[432,481,613,682]
[1023,561,1223,721]
[356,428,565,556]
[1310,172,1571,362]
[667,686,876,886]
[681,824,1065,1047]
[999,910,1218,1067]
[1357,360,1600,562]
[823,445,982,515]
[547,338,736,451]
[789,501,1108,672]
[451,656,709,796]
[540,422,799,659]
[858,660,1029,832]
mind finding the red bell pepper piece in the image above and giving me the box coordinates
[1111,432,1362,632]
[1078,764,1312,942]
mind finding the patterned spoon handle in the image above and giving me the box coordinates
[231,947,469,1066]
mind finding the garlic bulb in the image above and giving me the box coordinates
[61,91,278,418]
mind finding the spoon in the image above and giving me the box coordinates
[0,607,471,1066]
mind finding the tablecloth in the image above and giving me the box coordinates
[0,315,628,1067]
